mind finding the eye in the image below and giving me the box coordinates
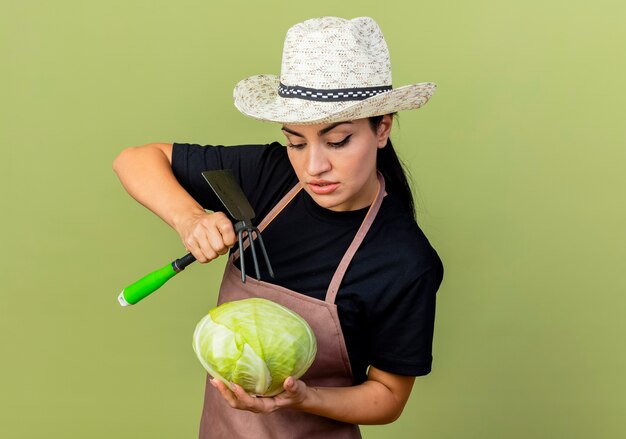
[328,135,352,148]
[287,142,306,150]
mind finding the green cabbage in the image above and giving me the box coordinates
[193,298,317,396]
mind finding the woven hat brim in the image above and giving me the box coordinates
[234,75,436,125]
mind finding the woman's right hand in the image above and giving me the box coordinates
[113,143,238,262]
[175,211,238,263]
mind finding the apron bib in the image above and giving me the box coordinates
[199,173,385,439]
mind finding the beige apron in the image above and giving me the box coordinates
[199,173,385,439]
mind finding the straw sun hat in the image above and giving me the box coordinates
[233,16,436,125]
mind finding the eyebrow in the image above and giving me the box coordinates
[281,121,353,138]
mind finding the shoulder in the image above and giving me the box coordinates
[170,141,296,213]
[172,141,288,170]
[348,192,443,315]
[367,193,443,276]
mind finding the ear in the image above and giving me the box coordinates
[376,114,393,148]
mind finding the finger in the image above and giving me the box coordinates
[190,228,220,261]
[210,379,238,408]
[282,377,306,402]
[230,383,254,404]
[284,376,297,393]
[191,236,219,262]
[184,238,209,263]
[216,219,237,248]
[204,223,230,256]
[230,383,274,413]
[229,383,260,412]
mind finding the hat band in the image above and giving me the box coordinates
[278,82,392,102]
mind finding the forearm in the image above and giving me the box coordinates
[112,144,204,232]
[298,379,407,425]
[213,363,415,424]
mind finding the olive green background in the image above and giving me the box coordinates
[2,0,625,437]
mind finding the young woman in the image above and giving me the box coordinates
[114,16,443,439]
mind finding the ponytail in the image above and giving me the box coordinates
[369,115,416,220]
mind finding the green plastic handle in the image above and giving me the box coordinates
[118,263,177,306]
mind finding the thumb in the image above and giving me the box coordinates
[284,376,297,393]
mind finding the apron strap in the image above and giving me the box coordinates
[257,184,303,233]
[230,182,302,261]
[231,171,386,304]
[325,172,386,304]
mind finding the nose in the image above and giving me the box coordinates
[305,142,331,176]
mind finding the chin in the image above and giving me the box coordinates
[308,192,342,210]
[311,196,335,209]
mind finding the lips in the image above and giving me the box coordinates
[307,180,339,195]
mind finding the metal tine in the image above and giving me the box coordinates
[237,229,246,283]
[252,227,275,279]
[247,227,262,280]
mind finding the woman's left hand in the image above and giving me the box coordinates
[210,367,415,424]
[210,376,309,414]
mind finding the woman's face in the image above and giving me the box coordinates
[282,116,392,211]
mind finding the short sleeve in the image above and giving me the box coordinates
[171,142,296,216]
[369,260,444,376]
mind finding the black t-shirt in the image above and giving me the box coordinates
[172,142,444,384]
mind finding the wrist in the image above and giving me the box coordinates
[298,385,321,412]
[171,207,206,236]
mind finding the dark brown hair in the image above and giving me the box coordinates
[369,114,416,220]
